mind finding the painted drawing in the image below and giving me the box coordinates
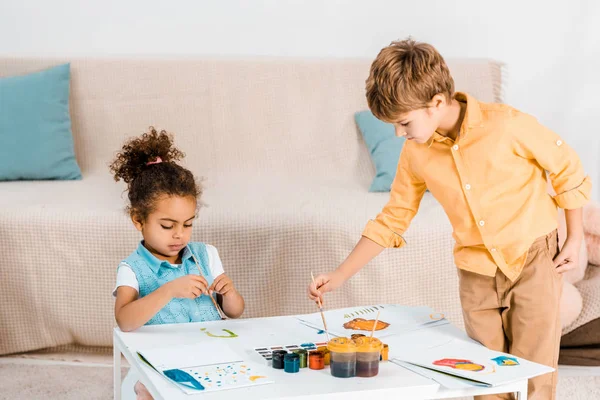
[200,328,238,338]
[433,358,485,372]
[491,356,520,366]
[296,304,448,338]
[343,318,390,331]
[182,361,272,392]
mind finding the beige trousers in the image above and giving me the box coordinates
[457,230,562,400]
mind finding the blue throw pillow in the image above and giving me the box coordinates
[0,63,82,181]
[355,110,404,192]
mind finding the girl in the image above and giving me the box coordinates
[111,128,245,400]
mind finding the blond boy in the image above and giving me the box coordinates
[308,39,591,400]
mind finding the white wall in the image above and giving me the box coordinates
[2,0,599,197]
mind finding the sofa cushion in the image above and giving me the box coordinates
[0,63,81,181]
[355,110,405,192]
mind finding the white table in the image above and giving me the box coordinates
[113,316,528,399]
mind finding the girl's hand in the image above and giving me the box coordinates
[167,275,209,299]
[553,237,581,274]
[209,274,236,296]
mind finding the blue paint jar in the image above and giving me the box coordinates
[284,352,300,373]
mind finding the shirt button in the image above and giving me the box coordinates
[491,248,497,252]
[465,184,471,190]
[452,144,459,151]
[479,220,485,226]
[556,140,563,146]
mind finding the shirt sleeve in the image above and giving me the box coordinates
[362,144,427,248]
[112,263,139,297]
[205,244,225,279]
[512,111,591,209]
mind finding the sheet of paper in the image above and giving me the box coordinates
[395,337,554,387]
[392,359,491,389]
[296,304,448,338]
[137,342,273,394]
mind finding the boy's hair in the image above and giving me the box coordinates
[109,127,202,221]
[365,38,455,122]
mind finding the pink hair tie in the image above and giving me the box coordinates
[146,157,162,166]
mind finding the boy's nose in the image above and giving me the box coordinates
[395,126,406,138]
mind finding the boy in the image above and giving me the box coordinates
[308,39,591,400]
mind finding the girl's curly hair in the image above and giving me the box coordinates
[109,127,202,221]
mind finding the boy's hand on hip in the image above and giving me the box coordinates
[209,274,236,296]
[167,275,209,299]
[553,237,581,274]
[308,271,344,305]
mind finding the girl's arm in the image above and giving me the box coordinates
[114,285,174,332]
[218,290,245,319]
[211,274,245,318]
[115,274,209,332]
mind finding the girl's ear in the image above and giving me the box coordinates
[131,213,144,232]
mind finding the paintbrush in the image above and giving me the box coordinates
[311,271,331,342]
[370,311,381,339]
[189,249,226,320]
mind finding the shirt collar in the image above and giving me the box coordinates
[136,241,195,274]
[428,92,484,145]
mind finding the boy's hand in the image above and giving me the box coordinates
[167,275,209,299]
[209,274,236,296]
[308,271,345,305]
[553,237,581,274]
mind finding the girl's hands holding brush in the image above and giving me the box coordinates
[308,270,345,305]
[167,275,209,299]
[209,274,237,296]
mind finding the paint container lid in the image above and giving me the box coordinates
[309,350,324,358]
[317,346,330,354]
[353,337,383,352]
[293,349,308,355]
[284,352,300,361]
[327,337,357,353]
[272,350,287,359]
[351,333,366,341]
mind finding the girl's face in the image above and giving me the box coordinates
[132,195,197,263]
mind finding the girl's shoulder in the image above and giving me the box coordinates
[186,241,219,253]
[186,242,221,264]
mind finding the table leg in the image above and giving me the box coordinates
[114,333,121,400]
[515,379,528,400]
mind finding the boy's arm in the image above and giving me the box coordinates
[310,145,427,300]
[554,208,584,273]
[512,112,591,210]
[511,113,590,274]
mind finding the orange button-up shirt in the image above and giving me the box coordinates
[362,92,591,281]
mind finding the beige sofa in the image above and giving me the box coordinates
[0,57,503,355]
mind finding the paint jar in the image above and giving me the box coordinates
[309,350,325,370]
[293,349,308,368]
[284,352,300,373]
[272,350,287,369]
[380,344,389,361]
[317,346,331,365]
[327,337,357,378]
[354,337,383,377]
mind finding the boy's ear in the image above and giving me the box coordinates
[430,93,446,109]
[131,213,144,232]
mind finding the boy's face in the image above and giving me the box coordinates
[392,106,441,144]
[390,95,448,144]
[132,195,197,263]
